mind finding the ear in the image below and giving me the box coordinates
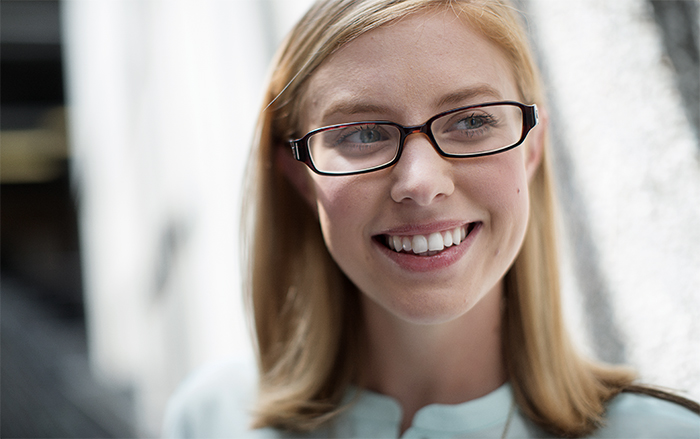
[525,105,548,182]
[275,144,318,212]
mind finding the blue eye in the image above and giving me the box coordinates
[453,114,494,131]
[358,129,381,143]
[340,126,385,145]
[323,124,399,160]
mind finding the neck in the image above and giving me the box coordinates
[359,282,507,433]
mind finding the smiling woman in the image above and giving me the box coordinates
[163,0,700,437]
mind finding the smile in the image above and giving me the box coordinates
[382,223,477,256]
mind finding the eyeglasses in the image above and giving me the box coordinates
[289,101,538,176]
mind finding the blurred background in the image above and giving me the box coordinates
[1,0,698,437]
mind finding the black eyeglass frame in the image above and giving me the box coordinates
[289,101,538,176]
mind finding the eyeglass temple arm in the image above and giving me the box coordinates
[525,104,538,130]
[289,141,305,161]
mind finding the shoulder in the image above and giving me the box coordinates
[162,356,282,439]
[593,390,700,438]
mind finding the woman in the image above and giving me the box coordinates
[164,0,700,437]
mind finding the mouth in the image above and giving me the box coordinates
[375,222,479,257]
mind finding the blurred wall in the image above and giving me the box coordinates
[527,0,699,399]
[62,0,700,436]
[62,0,311,435]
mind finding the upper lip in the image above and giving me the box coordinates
[374,220,471,236]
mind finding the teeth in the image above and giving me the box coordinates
[443,230,453,247]
[385,225,471,255]
[412,235,428,253]
[428,232,444,251]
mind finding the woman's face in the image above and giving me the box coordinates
[296,10,542,325]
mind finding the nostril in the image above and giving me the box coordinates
[390,176,455,205]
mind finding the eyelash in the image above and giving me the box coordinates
[335,125,382,145]
[457,113,497,128]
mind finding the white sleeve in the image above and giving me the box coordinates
[162,357,278,439]
[594,392,700,438]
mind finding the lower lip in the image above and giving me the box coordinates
[374,223,481,273]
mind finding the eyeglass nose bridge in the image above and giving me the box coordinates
[394,121,445,160]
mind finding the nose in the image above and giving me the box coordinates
[389,133,455,205]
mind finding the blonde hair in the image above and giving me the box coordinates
[242,0,636,436]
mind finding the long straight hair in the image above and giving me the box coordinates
[242,0,636,436]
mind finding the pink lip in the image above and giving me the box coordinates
[373,222,481,272]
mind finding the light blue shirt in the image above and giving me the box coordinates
[163,358,700,438]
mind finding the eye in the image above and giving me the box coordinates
[359,128,381,143]
[338,125,386,145]
[452,114,494,131]
[436,110,499,143]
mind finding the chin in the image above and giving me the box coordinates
[371,289,480,326]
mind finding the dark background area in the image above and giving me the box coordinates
[1,1,134,437]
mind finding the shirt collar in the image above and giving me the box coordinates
[342,383,514,433]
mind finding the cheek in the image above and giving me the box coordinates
[494,160,530,217]
[464,154,530,251]
[464,152,528,205]
[494,158,531,256]
[314,179,361,228]
[312,177,382,254]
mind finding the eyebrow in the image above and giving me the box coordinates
[434,84,504,108]
[319,84,505,122]
[321,100,393,122]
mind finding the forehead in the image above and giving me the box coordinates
[300,9,518,130]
